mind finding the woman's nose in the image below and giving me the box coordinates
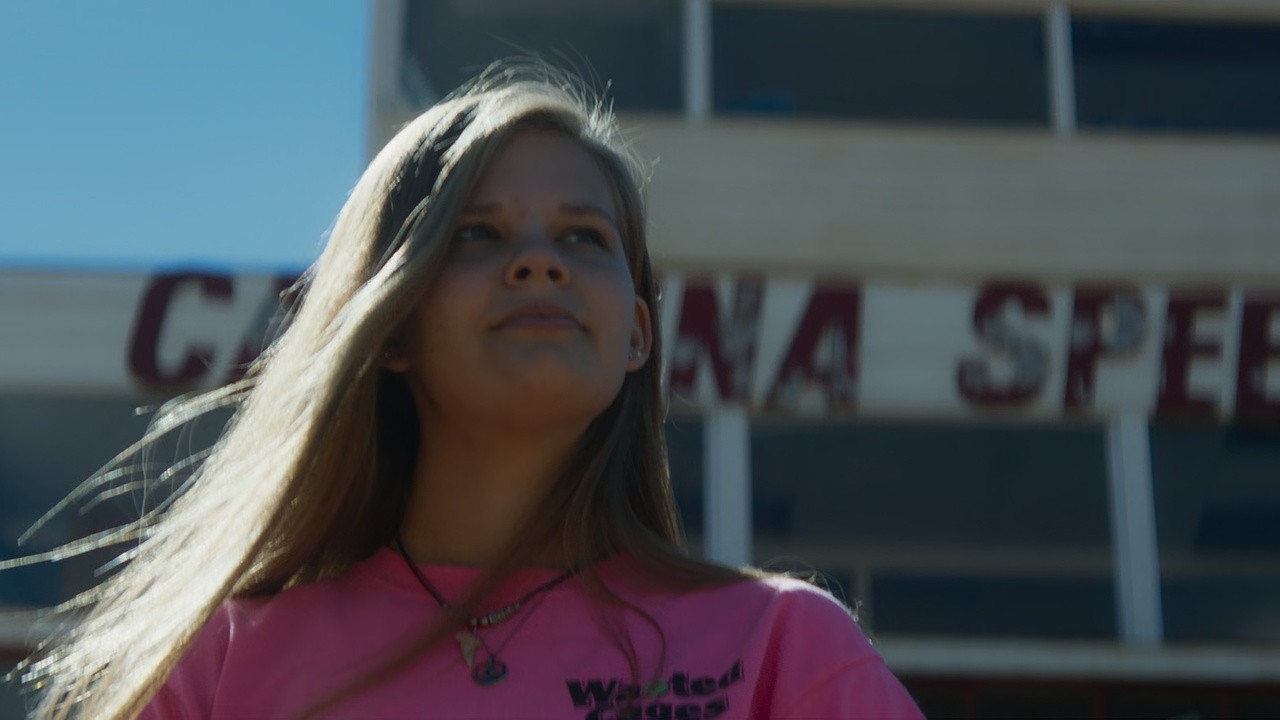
[504,233,568,286]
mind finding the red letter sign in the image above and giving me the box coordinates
[1235,294,1280,422]
[1064,286,1146,411]
[1156,291,1226,419]
[669,276,763,403]
[957,282,1050,407]
[128,272,233,390]
[767,284,861,412]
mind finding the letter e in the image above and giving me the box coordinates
[1157,291,1226,419]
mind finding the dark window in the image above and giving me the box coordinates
[874,573,1115,638]
[402,0,683,112]
[0,396,229,607]
[1,655,31,718]
[1074,17,1280,134]
[903,678,1280,720]
[713,6,1048,126]
[751,420,1114,638]
[1106,682,1265,719]
[1150,424,1280,643]
[666,416,705,546]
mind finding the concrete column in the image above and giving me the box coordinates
[1106,414,1164,645]
[704,404,751,566]
[682,0,711,122]
[1045,1,1078,136]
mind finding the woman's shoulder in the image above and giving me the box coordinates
[184,546,419,663]
[143,549,427,718]
[608,566,923,719]
[641,566,862,624]
[718,573,924,717]
[697,571,872,649]
[608,560,878,662]
[735,570,856,607]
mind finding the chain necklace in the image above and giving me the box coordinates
[394,537,576,686]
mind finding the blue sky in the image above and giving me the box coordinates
[0,2,369,272]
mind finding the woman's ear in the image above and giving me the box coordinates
[383,338,410,373]
[626,297,653,371]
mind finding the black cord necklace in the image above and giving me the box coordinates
[394,537,576,686]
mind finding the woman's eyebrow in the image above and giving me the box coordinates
[559,203,619,227]
[458,202,619,230]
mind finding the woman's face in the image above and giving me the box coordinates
[394,128,652,434]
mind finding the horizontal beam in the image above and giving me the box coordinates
[880,636,1280,682]
[753,541,1280,579]
[716,0,1280,22]
[0,608,54,651]
[630,117,1280,284]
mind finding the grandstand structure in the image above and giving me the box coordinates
[367,1,1280,715]
[2,1,1279,716]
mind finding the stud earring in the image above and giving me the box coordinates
[628,349,642,361]
[383,339,402,364]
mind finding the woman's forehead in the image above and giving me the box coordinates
[467,129,616,210]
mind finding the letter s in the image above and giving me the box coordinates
[957,281,1050,408]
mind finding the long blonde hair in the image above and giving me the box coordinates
[15,67,749,719]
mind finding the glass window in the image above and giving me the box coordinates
[402,0,683,112]
[0,657,25,719]
[1150,423,1280,643]
[751,420,1115,638]
[1107,683,1252,719]
[1074,17,1280,134]
[666,416,705,553]
[905,678,1280,720]
[0,395,227,608]
[713,5,1048,126]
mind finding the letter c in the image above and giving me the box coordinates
[128,272,233,388]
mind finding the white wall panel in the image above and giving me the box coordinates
[632,119,1280,284]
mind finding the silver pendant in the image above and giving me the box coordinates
[472,657,508,686]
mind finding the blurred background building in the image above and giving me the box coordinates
[4,1,1280,717]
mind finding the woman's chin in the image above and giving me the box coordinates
[508,380,618,422]
[502,352,625,401]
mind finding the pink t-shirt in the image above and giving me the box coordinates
[142,548,923,719]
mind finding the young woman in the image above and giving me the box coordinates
[22,70,923,719]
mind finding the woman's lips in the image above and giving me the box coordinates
[495,302,582,331]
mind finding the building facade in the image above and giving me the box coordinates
[3,1,1280,716]
[370,1,1280,715]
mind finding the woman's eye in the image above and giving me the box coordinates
[453,223,500,243]
[562,227,608,247]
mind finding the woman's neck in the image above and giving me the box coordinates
[398,422,582,567]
